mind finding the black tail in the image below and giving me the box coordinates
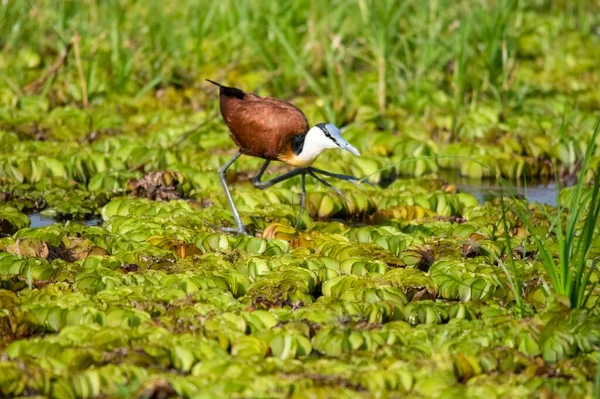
[205,79,224,88]
[205,79,245,99]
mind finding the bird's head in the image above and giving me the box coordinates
[305,123,361,157]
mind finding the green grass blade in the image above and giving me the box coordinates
[499,191,524,309]
[269,22,334,122]
[509,198,561,291]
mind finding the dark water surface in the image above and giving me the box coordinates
[26,173,561,229]
[29,213,103,229]
[438,170,560,207]
[458,183,559,207]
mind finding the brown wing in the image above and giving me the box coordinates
[219,93,309,160]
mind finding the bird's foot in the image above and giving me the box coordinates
[306,169,348,202]
[308,167,376,189]
[294,198,306,230]
[347,179,377,190]
[220,226,250,236]
[204,221,250,236]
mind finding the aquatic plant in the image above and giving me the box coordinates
[509,121,600,309]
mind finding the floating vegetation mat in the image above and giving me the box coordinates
[2,116,600,397]
[2,1,600,397]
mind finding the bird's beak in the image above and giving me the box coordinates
[321,123,361,156]
[339,139,361,156]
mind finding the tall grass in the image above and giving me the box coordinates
[509,120,600,309]
[3,0,593,125]
[492,191,526,314]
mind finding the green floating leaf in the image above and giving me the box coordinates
[403,301,449,325]
[269,331,312,360]
[429,259,499,301]
[0,206,30,237]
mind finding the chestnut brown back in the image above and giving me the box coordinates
[219,92,310,160]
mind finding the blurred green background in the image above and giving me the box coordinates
[2,0,599,125]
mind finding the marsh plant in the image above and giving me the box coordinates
[505,121,600,309]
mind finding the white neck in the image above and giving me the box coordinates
[293,126,338,165]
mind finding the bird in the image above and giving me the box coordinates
[206,79,364,235]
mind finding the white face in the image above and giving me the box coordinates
[293,123,361,165]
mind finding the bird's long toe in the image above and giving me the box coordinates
[308,167,375,188]
[210,225,250,236]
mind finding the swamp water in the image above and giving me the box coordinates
[28,213,104,228]
[26,174,561,229]
[438,171,561,207]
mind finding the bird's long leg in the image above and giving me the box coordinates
[295,171,307,229]
[300,171,307,211]
[306,169,347,201]
[251,162,305,190]
[308,167,376,188]
[250,160,271,187]
[217,151,247,235]
[250,162,308,229]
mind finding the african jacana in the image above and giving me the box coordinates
[207,80,363,235]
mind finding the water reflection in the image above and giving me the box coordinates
[437,170,560,207]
